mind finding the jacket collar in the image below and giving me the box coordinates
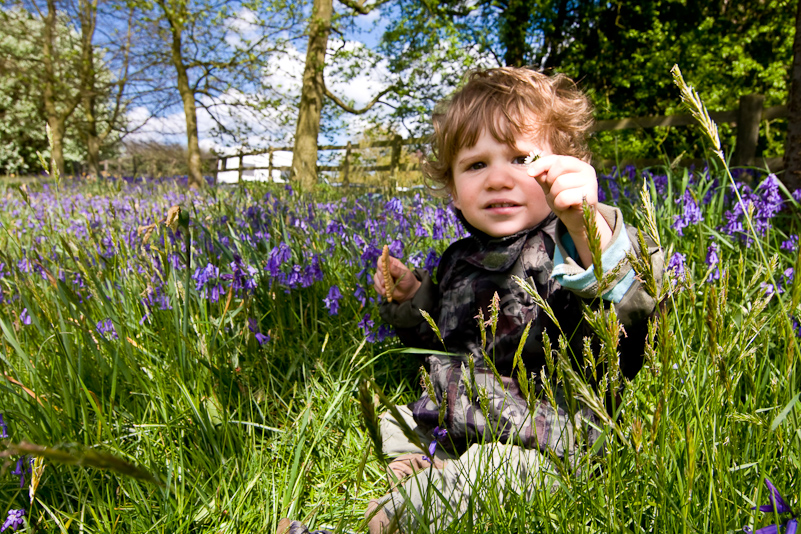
[453,209,557,271]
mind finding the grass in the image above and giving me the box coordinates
[0,152,799,532]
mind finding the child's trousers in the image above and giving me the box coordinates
[366,405,557,534]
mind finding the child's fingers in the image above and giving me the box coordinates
[373,271,386,297]
[526,154,561,193]
[388,256,410,278]
[551,187,593,212]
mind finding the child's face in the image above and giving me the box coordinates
[451,129,552,238]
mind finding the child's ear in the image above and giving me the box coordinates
[450,188,461,209]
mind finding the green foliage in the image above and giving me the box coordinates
[0,163,799,531]
[0,9,87,175]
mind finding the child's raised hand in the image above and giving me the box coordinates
[526,155,601,233]
[527,154,613,267]
[373,252,421,303]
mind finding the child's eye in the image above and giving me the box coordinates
[513,156,528,165]
[469,162,486,171]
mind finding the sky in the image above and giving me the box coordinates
[125,4,395,158]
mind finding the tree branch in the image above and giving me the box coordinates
[324,81,396,115]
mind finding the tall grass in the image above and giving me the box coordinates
[1,133,800,530]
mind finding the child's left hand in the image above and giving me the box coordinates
[527,155,613,267]
[526,155,600,234]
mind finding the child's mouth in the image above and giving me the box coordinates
[486,202,520,209]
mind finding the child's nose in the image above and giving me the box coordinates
[485,165,515,189]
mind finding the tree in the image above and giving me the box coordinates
[289,0,396,190]
[129,0,303,188]
[0,5,88,175]
[785,0,801,190]
[75,0,132,178]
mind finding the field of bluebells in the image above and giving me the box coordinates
[0,162,799,533]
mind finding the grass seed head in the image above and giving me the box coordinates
[381,244,393,302]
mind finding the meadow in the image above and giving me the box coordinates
[0,149,800,532]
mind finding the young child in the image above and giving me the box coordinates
[365,67,664,533]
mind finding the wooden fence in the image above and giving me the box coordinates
[215,94,788,183]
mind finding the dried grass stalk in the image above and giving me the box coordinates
[381,244,393,302]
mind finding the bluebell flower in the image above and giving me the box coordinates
[358,313,374,334]
[11,457,31,488]
[0,414,8,438]
[266,242,292,278]
[672,189,703,236]
[1,509,25,532]
[385,197,404,215]
[19,308,31,326]
[424,249,440,277]
[389,239,404,258]
[376,324,395,342]
[781,235,798,252]
[750,477,797,534]
[706,243,720,283]
[793,189,801,203]
[414,223,429,237]
[323,286,342,315]
[432,208,448,240]
[723,175,784,243]
[194,263,225,302]
[667,253,687,280]
[96,319,118,340]
[651,173,668,196]
[247,318,270,345]
[354,285,367,307]
[224,258,258,295]
[422,426,448,464]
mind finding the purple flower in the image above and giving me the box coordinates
[706,243,720,283]
[358,313,374,334]
[385,197,404,215]
[793,189,801,203]
[751,478,797,534]
[781,235,798,252]
[0,414,8,438]
[1,509,24,532]
[672,189,703,236]
[11,457,30,488]
[192,263,224,302]
[247,317,270,345]
[422,426,448,464]
[96,319,118,340]
[19,309,31,326]
[424,249,440,277]
[323,285,342,315]
[667,253,687,280]
[722,175,784,242]
[266,242,292,278]
[225,258,258,295]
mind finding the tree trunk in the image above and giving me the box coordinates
[784,0,801,191]
[290,0,332,190]
[80,0,102,178]
[42,0,66,177]
[162,0,204,189]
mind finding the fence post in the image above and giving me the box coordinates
[733,94,765,167]
[237,153,244,183]
[268,149,274,182]
[343,141,352,186]
[390,134,402,180]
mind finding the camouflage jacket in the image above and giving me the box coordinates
[379,204,664,457]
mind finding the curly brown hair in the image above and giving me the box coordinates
[423,67,594,194]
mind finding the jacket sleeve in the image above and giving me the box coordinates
[550,203,664,327]
[378,268,444,350]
